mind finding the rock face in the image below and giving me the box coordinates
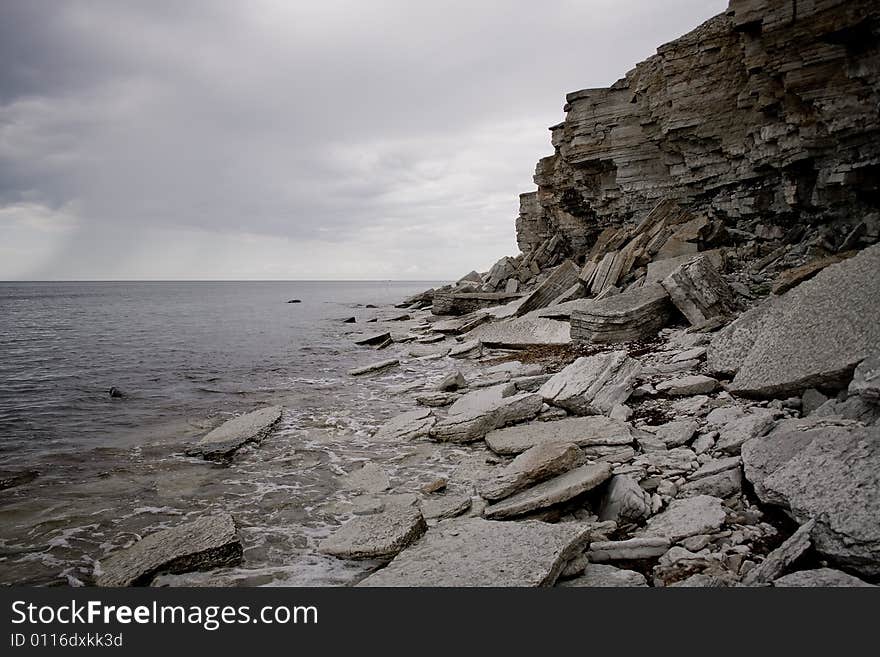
[570,284,672,343]
[358,518,592,587]
[187,406,283,460]
[742,418,880,576]
[725,245,880,397]
[96,514,242,586]
[516,0,880,259]
[539,351,641,415]
[318,507,428,560]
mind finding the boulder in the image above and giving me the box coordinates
[485,416,636,455]
[641,495,727,542]
[598,475,652,523]
[447,383,515,416]
[187,406,283,460]
[679,468,742,498]
[429,392,543,443]
[480,442,582,501]
[728,244,880,397]
[372,409,436,441]
[96,514,243,586]
[539,351,641,415]
[484,462,612,519]
[358,517,592,587]
[432,291,520,316]
[419,494,472,522]
[773,569,874,588]
[348,359,400,376]
[571,284,673,343]
[559,563,648,587]
[645,250,724,285]
[515,260,580,316]
[741,417,880,577]
[660,255,742,326]
[705,304,772,377]
[318,507,427,560]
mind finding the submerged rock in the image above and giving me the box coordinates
[372,409,436,441]
[187,405,283,460]
[348,359,400,376]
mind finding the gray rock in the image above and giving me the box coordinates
[437,370,467,392]
[505,278,519,294]
[480,442,582,501]
[419,494,472,522]
[800,388,829,416]
[679,468,742,498]
[688,455,741,480]
[429,392,543,443]
[448,383,515,416]
[485,415,636,455]
[96,514,242,586]
[671,347,707,363]
[742,418,880,577]
[729,244,880,397]
[373,409,436,441]
[348,359,400,376]
[656,375,718,396]
[743,520,814,586]
[588,537,670,562]
[539,351,641,415]
[187,406,283,460]
[660,256,742,325]
[559,563,648,587]
[849,355,880,401]
[319,506,427,560]
[705,304,772,377]
[465,316,571,348]
[632,447,698,475]
[570,284,672,343]
[715,408,778,455]
[358,517,592,587]
[515,260,580,316]
[651,420,698,448]
[340,462,391,494]
[415,392,459,408]
[598,475,652,524]
[448,339,483,359]
[354,332,392,346]
[773,569,875,588]
[641,495,727,542]
[484,462,612,519]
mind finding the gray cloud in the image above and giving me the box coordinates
[0,0,727,279]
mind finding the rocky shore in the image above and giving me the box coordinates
[95,0,879,587]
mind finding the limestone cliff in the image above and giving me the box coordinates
[517,0,880,260]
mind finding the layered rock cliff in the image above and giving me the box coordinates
[517,0,880,260]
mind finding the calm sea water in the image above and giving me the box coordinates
[0,280,467,586]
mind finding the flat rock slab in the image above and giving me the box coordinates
[319,507,427,560]
[641,495,727,542]
[480,442,582,501]
[484,462,612,519]
[358,517,591,587]
[715,408,778,455]
[571,283,672,343]
[340,462,391,494]
[588,537,670,562]
[539,351,641,415]
[187,406,283,460]
[466,317,571,347]
[348,359,400,376]
[96,514,242,586]
[773,569,875,588]
[742,417,880,577]
[448,339,483,359]
[656,375,718,395]
[448,383,514,415]
[373,409,436,441]
[650,420,698,448]
[598,474,651,523]
[430,392,543,443]
[485,415,636,455]
[354,332,392,346]
[559,563,648,587]
[729,244,880,397]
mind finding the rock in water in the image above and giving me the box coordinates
[318,507,427,560]
[348,359,400,376]
[372,409,436,441]
[660,256,741,326]
[353,332,391,346]
[96,514,242,586]
[539,351,641,415]
[727,244,880,398]
[187,406,283,460]
[570,284,672,343]
[358,517,592,587]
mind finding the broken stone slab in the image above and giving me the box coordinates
[655,375,718,396]
[354,332,392,346]
[432,291,521,316]
[484,462,612,519]
[348,359,400,376]
[588,537,670,562]
[705,304,771,377]
[741,417,880,577]
[743,520,814,586]
[771,253,851,295]
[318,507,427,560]
[372,409,436,442]
[849,355,880,401]
[96,514,243,586]
[187,406,283,460]
[429,392,543,443]
[633,447,699,476]
[679,468,742,498]
[479,442,582,501]
[505,279,519,294]
[773,569,875,588]
[729,244,880,398]
[515,260,580,316]
[570,283,673,343]
[641,495,727,542]
[448,383,515,416]
[539,351,641,415]
[465,317,571,347]
[419,494,472,522]
[598,474,652,524]
[671,347,707,363]
[645,250,724,285]
[559,563,648,587]
[416,392,459,408]
[448,339,483,359]
[715,408,778,455]
[687,455,741,480]
[358,517,592,587]
[660,255,742,326]
[485,415,636,455]
[650,420,698,448]
[437,370,467,392]
[340,462,391,494]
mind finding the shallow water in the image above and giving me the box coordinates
[0,280,476,586]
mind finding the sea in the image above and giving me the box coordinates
[0,280,458,586]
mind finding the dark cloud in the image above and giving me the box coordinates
[0,0,728,279]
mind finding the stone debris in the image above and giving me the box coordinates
[358,518,592,587]
[353,332,392,346]
[714,408,778,455]
[96,514,242,587]
[432,291,521,316]
[515,260,580,316]
[448,340,483,359]
[319,507,427,560]
[650,420,697,448]
[348,359,400,376]
[437,371,467,392]
[588,537,670,562]
[743,520,814,586]
[570,284,672,343]
[849,356,880,401]
[187,406,283,460]
[539,351,641,415]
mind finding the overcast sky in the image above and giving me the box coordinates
[0,0,727,280]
